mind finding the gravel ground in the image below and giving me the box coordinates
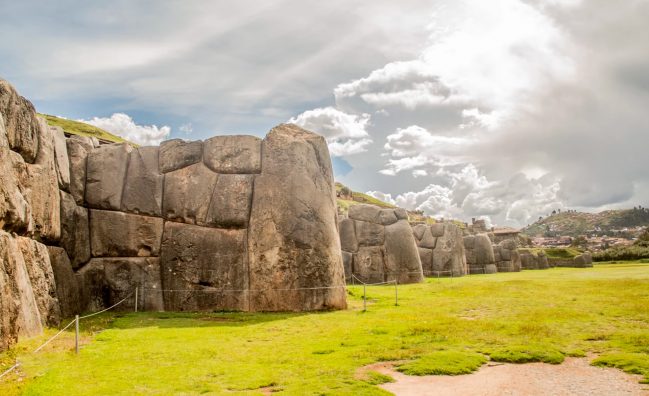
[363,357,648,396]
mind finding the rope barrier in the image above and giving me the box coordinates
[141,285,348,293]
[0,362,19,380]
[33,318,76,353]
[78,292,134,319]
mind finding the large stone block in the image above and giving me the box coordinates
[355,220,384,247]
[353,246,385,284]
[342,251,353,281]
[162,162,217,226]
[473,234,495,265]
[378,209,398,226]
[0,80,40,163]
[51,127,70,191]
[159,139,202,173]
[430,223,445,237]
[121,146,163,216]
[85,143,132,210]
[203,135,262,174]
[348,204,382,224]
[430,224,466,276]
[418,227,437,249]
[248,124,346,311]
[204,174,254,228]
[0,231,43,348]
[412,224,426,240]
[339,218,358,253]
[90,210,163,257]
[160,222,248,311]
[46,246,81,318]
[418,247,433,273]
[66,135,93,205]
[60,191,91,268]
[0,147,31,233]
[16,237,60,327]
[78,257,163,312]
[384,219,423,284]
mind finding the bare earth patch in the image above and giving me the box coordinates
[363,358,649,396]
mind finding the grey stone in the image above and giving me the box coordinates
[203,135,262,174]
[430,223,445,237]
[0,80,40,163]
[384,220,424,284]
[394,208,408,220]
[430,224,466,276]
[78,257,163,312]
[473,234,495,265]
[159,139,203,173]
[355,220,385,247]
[90,210,163,257]
[46,246,81,318]
[17,237,60,326]
[418,227,437,249]
[160,222,247,311]
[353,246,385,284]
[412,224,427,240]
[85,143,132,210]
[342,251,353,281]
[348,204,382,224]
[0,147,31,233]
[204,174,254,228]
[418,247,433,273]
[66,136,93,205]
[247,124,346,311]
[162,162,217,226]
[59,191,91,269]
[51,127,70,191]
[121,146,163,216]
[339,218,358,253]
[463,235,475,249]
[378,209,398,225]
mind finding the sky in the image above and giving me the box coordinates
[1,0,647,227]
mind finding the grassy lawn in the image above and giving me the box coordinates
[1,263,648,395]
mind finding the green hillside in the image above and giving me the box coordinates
[522,208,649,237]
[40,114,133,145]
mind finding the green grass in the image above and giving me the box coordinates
[397,350,487,375]
[1,263,648,395]
[39,114,133,145]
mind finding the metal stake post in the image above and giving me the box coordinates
[74,315,79,355]
[394,280,398,306]
[363,284,367,311]
[134,287,138,312]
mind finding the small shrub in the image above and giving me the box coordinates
[592,353,649,383]
[397,351,486,376]
[488,345,564,364]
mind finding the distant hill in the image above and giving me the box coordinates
[521,208,649,237]
[40,114,133,145]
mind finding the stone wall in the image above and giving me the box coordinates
[339,204,423,284]
[519,250,550,270]
[463,234,497,274]
[1,79,346,350]
[548,252,593,268]
[412,223,467,277]
[493,239,522,272]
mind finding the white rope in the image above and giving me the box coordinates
[0,361,19,380]
[350,274,397,286]
[33,318,76,353]
[79,292,133,319]
[141,285,348,293]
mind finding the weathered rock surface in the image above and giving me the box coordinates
[248,124,346,311]
[340,204,424,284]
[46,246,81,318]
[464,234,497,274]
[90,210,163,257]
[78,257,163,312]
[85,143,132,210]
[59,191,90,268]
[495,239,521,272]
[121,146,163,216]
[339,218,358,253]
[384,220,424,283]
[17,237,61,326]
[203,135,262,174]
[162,162,217,225]
[0,147,31,233]
[51,126,70,191]
[573,253,593,268]
[160,222,247,311]
[0,231,42,348]
[0,80,40,163]
[204,174,254,228]
[413,223,467,277]
[342,251,353,282]
[159,139,202,173]
[66,135,93,205]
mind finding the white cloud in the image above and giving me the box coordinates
[79,113,171,146]
[365,191,396,205]
[288,107,373,156]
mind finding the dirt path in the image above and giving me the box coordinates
[363,358,648,396]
